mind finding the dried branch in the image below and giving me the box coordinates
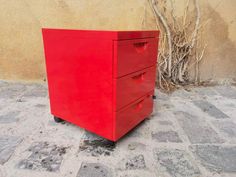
[149,0,206,90]
[191,0,200,48]
[151,0,172,77]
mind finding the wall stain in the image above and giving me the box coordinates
[0,0,235,81]
[199,4,236,80]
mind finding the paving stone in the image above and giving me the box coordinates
[0,83,26,99]
[77,162,113,177]
[152,131,182,143]
[193,100,229,119]
[127,142,146,151]
[0,80,8,85]
[175,111,224,144]
[125,155,146,170]
[123,119,151,139]
[154,149,201,177]
[117,171,156,177]
[35,104,46,108]
[171,89,191,98]
[0,111,19,123]
[225,103,236,108]
[22,84,47,98]
[18,142,68,172]
[156,90,169,100]
[2,81,236,176]
[158,120,173,126]
[79,132,115,157]
[123,126,142,138]
[214,86,236,99]
[191,145,236,172]
[213,121,236,138]
[157,103,174,111]
[0,136,23,164]
[192,87,217,96]
[0,169,4,177]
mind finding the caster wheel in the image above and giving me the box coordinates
[54,116,64,123]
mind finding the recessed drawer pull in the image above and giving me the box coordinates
[116,66,156,110]
[133,42,148,53]
[135,99,144,110]
[132,72,146,81]
[114,37,158,77]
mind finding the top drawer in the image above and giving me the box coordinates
[113,37,159,78]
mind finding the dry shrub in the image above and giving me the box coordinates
[149,0,206,91]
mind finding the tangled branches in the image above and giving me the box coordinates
[149,0,206,91]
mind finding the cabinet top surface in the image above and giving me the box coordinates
[42,28,159,40]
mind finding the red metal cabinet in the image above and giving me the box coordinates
[42,29,159,141]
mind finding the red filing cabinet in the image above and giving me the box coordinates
[42,29,159,141]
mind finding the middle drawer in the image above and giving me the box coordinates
[114,65,156,111]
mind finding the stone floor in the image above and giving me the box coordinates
[0,81,236,177]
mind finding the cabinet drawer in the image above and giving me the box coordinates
[115,66,156,110]
[114,92,154,140]
[113,37,158,78]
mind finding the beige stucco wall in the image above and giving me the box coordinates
[0,0,235,81]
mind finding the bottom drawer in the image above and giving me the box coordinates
[114,91,154,141]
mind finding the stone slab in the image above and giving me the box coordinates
[0,136,22,165]
[213,121,236,138]
[77,162,113,177]
[154,149,201,177]
[214,86,236,99]
[152,131,182,143]
[18,142,68,172]
[0,83,26,99]
[0,111,19,124]
[125,155,146,170]
[193,100,229,119]
[175,111,224,144]
[22,84,47,98]
[191,145,236,172]
[79,132,115,157]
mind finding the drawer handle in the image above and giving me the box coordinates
[133,42,148,53]
[135,99,144,110]
[132,72,146,81]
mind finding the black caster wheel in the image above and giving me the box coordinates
[54,116,64,123]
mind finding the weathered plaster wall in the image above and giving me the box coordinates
[0,0,235,81]
[198,0,236,81]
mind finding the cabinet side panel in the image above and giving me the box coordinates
[42,30,113,140]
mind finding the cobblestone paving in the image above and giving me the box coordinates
[18,142,68,172]
[0,81,236,177]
